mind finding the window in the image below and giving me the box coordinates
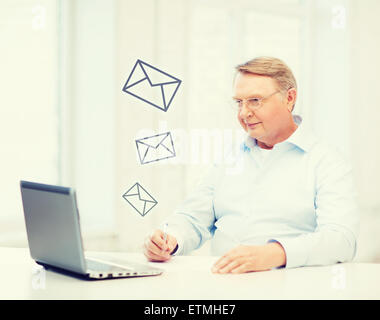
[0,0,59,245]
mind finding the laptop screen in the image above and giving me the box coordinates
[20,181,87,274]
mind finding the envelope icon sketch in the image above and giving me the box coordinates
[122,59,181,112]
[136,132,176,165]
[122,182,158,217]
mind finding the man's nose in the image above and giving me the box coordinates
[239,102,253,118]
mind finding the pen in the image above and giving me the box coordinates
[163,223,168,251]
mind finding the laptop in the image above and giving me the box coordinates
[20,180,163,280]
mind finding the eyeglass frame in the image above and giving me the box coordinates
[232,90,282,111]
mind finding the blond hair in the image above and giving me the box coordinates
[235,56,297,109]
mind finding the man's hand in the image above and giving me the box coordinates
[211,242,286,274]
[143,229,178,262]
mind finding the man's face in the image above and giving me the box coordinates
[233,72,296,147]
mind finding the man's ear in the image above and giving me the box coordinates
[287,88,297,112]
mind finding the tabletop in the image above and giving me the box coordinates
[1,247,379,300]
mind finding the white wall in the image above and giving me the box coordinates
[307,0,351,157]
[60,0,116,235]
[350,0,380,262]
[350,0,380,209]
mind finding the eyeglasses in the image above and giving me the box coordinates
[232,90,281,111]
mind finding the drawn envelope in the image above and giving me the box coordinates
[122,182,158,217]
[136,132,176,165]
[122,59,181,112]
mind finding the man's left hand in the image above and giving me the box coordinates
[211,242,286,274]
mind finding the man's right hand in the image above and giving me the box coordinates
[143,229,178,262]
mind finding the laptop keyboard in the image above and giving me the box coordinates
[86,259,132,272]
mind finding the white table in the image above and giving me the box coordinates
[1,247,379,300]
